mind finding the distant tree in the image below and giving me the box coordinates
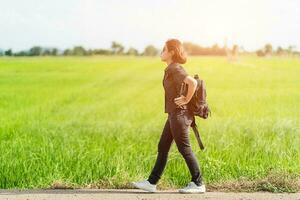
[256,49,265,57]
[4,49,13,56]
[86,49,93,56]
[63,49,73,56]
[29,46,43,56]
[111,41,124,55]
[72,46,86,56]
[93,48,112,55]
[183,41,226,56]
[126,47,139,56]
[0,49,3,56]
[264,43,273,55]
[143,45,158,56]
[232,44,239,58]
[287,45,295,55]
[42,48,51,56]
[226,44,239,62]
[14,50,29,56]
[276,46,284,55]
[211,43,220,55]
[51,48,58,56]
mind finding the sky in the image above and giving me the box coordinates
[0,0,299,52]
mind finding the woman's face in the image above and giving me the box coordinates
[160,44,173,62]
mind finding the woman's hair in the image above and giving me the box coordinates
[165,38,187,64]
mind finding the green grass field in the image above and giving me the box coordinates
[0,55,299,192]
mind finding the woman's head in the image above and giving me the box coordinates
[160,38,187,64]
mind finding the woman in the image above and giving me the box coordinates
[131,39,205,193]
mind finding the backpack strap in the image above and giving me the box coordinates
[190,121,205,150]
[191,117,196,127]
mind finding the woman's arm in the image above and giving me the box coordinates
[174,75,197,107]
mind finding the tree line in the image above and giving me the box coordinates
[0,41,159,57]
[0,41,298,57]
[256,44,299,57]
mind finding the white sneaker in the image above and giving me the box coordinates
[131,179,157,193]
[178,181,206,193]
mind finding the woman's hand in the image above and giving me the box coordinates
[174,95,189,107]
[173,75,197,108]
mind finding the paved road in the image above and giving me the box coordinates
[0,189,299,200]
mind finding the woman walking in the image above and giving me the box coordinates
[131,39,205,193]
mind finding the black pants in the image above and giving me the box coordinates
[147,108,203,186]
